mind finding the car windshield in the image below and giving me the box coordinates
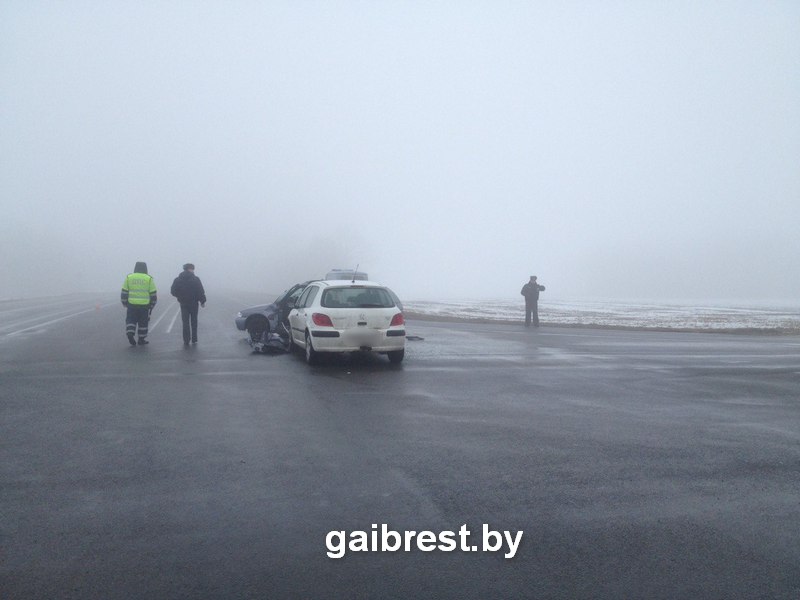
[274,291,291,304]
[275,283,306,305]
[321,287,395,309]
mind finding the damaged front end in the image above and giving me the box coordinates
[251,321,291,354]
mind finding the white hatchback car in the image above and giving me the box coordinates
[287,280,406,364]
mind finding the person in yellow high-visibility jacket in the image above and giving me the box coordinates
[121,261,158,346]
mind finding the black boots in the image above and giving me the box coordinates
[127,333,148,346]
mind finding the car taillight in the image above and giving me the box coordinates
[312,313,334,327]
[390,313,404,326]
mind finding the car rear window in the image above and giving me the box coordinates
[321,287,395,309]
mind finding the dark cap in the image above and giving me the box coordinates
[183,263,195,271]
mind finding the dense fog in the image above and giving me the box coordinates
[2,2,798,303]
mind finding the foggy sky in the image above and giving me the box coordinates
[2,1,798,303]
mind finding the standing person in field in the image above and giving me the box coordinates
[521,275,545,328]
[170,263,206,346]
[121,261,157,346]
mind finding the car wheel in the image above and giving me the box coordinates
[246,315,269,342]
[304,331,319,365]
[387,349,405,364]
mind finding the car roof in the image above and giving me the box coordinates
[325,269,368,279]
[313,280,386,288]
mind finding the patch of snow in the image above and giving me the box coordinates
[404,298,800,331]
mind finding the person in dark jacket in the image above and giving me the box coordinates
[520,275,545,327]
[170,263,206,345]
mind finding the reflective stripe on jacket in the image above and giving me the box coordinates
[122,273,157,306]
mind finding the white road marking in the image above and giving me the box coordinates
[3,306,105,337]
[167,305,181,333]
[148,302,179,333]
[0,307,97,332]
[0,299,89,318]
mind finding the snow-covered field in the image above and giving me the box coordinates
[404,298,800,332]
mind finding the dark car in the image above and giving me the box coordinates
[235,281,314,341]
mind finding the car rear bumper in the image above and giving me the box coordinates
[310,328,405,353]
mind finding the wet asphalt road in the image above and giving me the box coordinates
[2,293,799,599]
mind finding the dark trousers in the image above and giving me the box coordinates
[180,302,199,343]
[525,301,539,327]
[126,305,150,339]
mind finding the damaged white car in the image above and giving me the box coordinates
[288,280,406,364]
